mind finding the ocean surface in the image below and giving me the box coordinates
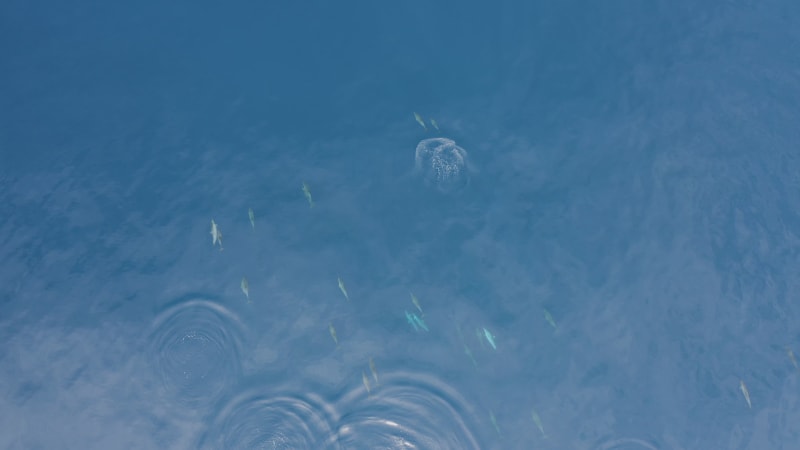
[2,1,800,449]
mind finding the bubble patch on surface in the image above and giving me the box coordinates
[414,138,471,193]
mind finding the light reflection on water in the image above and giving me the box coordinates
[197,388,339,450]
[333,371,481,449]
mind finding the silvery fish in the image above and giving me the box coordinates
[210,219,223,250]
[413,112,427,130]
[241,277,250,302]
[483,327,497,350]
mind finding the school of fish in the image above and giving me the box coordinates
[200,113,790,444]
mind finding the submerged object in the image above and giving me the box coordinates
[362,371,371,395]
[405,311,418,331]
[210,219,223,250]
[739,380,752,409]
[483,327,497,350]
[369,357,379,384]
[412,313,428,332]
[489,410,501,437]
[543,309,557,330]
[413,112,427,130]
[302,182,314,208]
[329,322,338,345]
[531,408,547,438]
[410,292,423,314]
[787,347,799,371]
[240,277,250,302]
[338,277,349,302]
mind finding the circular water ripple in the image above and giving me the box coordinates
[334,370,481,450]
[593,437,661,450]
[149,298,245,410]
[198,386,338,449]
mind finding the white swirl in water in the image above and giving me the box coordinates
[334,370,481,449]
[414,138,471,193]
[149,298,245,411]
[198,386,339,449]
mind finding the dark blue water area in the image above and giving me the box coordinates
[3,0,800,448]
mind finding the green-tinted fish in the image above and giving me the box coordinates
[241,277,250,302]
[543,309,557,330]
[787,347,799,371]
[329,322,338,346]
[430,118,439,130]
[413,112,427,130]
[410,292,423,314]
[531,408,547,438]
[464,344,478,368]
[483,328,497,350]
[406,311,419,331]
[338,276,349,301]
[740,379,752,409]
[369,357,379,384]
[456,325,478,368]
[412,313,428,332]
[362,371,371,395]
[489,410,501,437]
[210,219,223,250]
[302,182,314,208]
[248,208,255,229]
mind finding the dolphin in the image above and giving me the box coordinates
[483,327,497,350]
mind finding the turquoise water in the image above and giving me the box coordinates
[2,1,800,449]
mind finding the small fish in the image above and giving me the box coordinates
[412,313,429,332]
[413,112,427,130]
[430,118,439,130]
[410,292,423,314]
[483,327,497,350]
[787,347,799,371]
[464,345,478,368]
[531,408,547,438]
[405,311,419,331]
[240,277,250,302]
[338,276,349,301]
[248,208,255,229]
[739,379,752,409]
[302,182,314,208]
[476,328,485,348]
[543,309,557,330]
[329,322,338,346]
[210,219,223,250]
[369,357,379,384]
[362,371,371,395]
[489,410,501,437]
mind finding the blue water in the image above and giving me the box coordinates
[3,1,800,449]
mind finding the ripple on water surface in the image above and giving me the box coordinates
[198,384,339,449]
[335,370,481,450]
[149,298,246,411]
